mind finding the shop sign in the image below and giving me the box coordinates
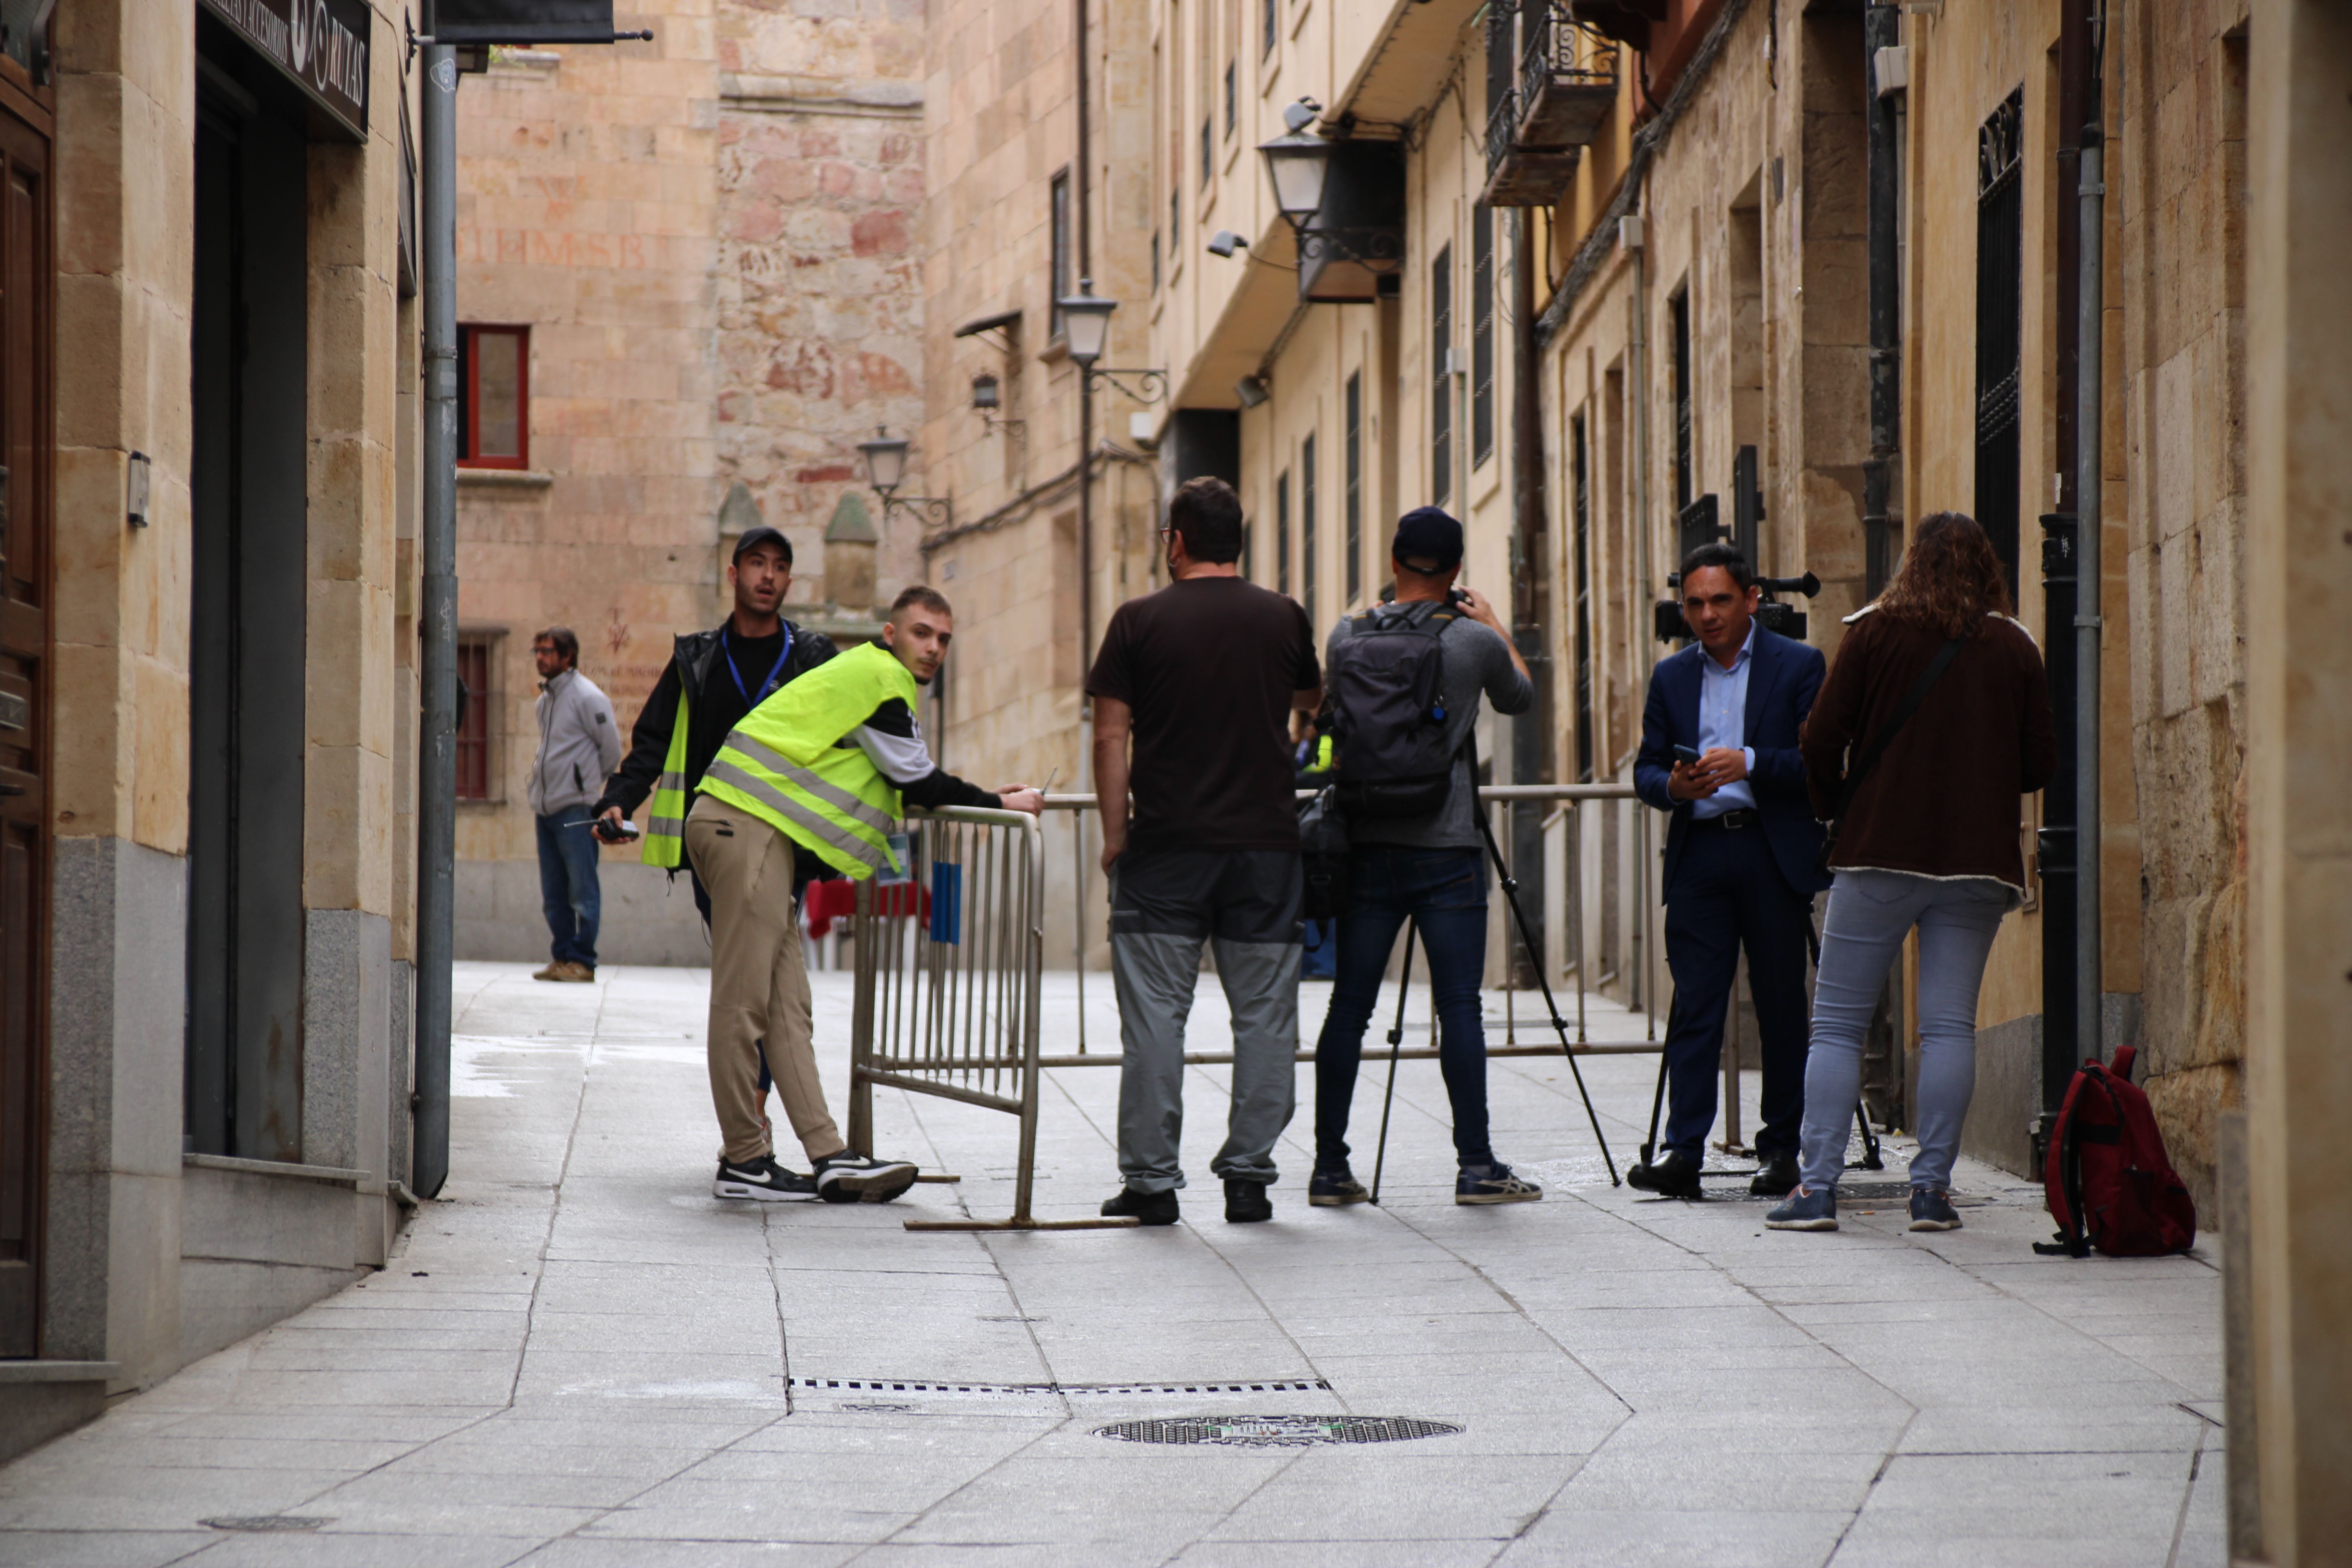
[199,0,371,139]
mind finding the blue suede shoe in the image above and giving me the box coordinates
[1765,1184,1838,1231]
[1308,1169,1370,1207]
[1908,1187,1962,1231]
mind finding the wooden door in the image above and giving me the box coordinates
[0,76,53,1360]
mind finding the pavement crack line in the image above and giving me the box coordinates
[1822,1412,1920,1566]
[2161,1428,2209,1568]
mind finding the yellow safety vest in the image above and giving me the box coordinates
[642,687,692,869]
[696,642,920,880]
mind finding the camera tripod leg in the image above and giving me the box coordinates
[1639,1045,1670,1167]
[1368,920,1417,1206]
[1473,809,1619,1186]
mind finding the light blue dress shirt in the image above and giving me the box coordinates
[1690,622,1759,820]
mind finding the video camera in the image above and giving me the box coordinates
[1653,570,1821,644]
[1653,451,1822,643]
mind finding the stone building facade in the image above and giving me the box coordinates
[917,0,2252,1219]
[4,0,423,1459]
[451,0,929,965]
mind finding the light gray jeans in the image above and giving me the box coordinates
[1110,933,1299,1193]
[1799,869,2014,1193]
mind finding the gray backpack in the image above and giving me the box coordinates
[1325,603,1461,819]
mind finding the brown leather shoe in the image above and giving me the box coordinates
[532,962,564,982]
[554,960,596,982]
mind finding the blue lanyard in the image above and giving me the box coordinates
[725,624,793,705]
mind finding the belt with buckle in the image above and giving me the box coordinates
[1693,808,1759,830]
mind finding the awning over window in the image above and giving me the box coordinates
[432,1,620,45]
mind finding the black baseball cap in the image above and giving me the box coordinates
[1391,507,1464,572]
[732,524,794,565]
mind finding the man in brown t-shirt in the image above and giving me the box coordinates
[1087,477,1322,1226]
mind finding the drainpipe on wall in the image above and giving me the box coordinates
[1073,0,1094,679]
[414,37,460,1200]
[1510,209,1550,975]
[2074,113,2105,1073]
[2038,0,2092,1149]
[1861,0,1900,597]
[1625,205,1654,1039]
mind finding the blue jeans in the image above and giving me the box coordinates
[1312,848,1493,1170]
[536,813,603,968]
[1800,869,2013,1192]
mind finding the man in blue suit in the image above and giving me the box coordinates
[1632,544,1830,1199]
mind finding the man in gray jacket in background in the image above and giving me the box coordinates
[527,626,623,982]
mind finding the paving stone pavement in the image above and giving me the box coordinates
[1,962,2227,1567]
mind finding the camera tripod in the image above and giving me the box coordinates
[1362,787,1623,1203]
[1630,911,1884,1179]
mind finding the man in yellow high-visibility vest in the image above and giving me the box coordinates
[686,585,1042,1204]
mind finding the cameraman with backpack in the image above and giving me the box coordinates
[1306,508,1542,1207]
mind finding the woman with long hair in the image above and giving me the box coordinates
[1767,512,2056,1232]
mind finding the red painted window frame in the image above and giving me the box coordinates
[458,323,530,469]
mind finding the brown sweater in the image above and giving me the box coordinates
[1801,608,2058,886]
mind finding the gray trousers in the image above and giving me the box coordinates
[1799,869,2013,1192]
[1107,848,1304,1193]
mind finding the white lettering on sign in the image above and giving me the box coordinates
[201,0,370,136]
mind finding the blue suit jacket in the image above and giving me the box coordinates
[1634,626,1831,904]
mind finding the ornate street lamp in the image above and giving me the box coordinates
[855,426,951,529]
[1256,100,1333,225]
[1056,278,1118,371]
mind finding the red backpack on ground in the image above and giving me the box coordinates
[2036,1044,2198,1258]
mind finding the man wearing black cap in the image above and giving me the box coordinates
[1307,508,1544,1207]
[593,525,920,1202]
[594,526,833,870]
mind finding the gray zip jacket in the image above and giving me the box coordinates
[527,668,623,817]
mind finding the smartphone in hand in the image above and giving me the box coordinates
[1671,744,1704,766]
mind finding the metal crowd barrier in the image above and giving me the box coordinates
[845,806,1136,1231]
[1033,783,1662,1066]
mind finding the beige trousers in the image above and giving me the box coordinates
[685,795,844,1165]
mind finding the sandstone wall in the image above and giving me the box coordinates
[2120,0,2252,1210]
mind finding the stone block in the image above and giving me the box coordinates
[301,908,393,1176]
[180,1258,363,1367]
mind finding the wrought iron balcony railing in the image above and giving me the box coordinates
[1484,2,1618,207]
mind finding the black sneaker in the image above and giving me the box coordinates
[1100,1187,1180,1225]
[1456,1163,1543,1205]
[1223,1178,1273,1223]
[1308,1169,1370,1207]
[813,1152,918,1204]
[713,1155,817,1202]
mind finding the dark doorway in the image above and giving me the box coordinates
[186,64,309,1163]
[1973,88,2025,594]
[0,83,52,1360]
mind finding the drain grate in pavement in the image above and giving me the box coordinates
[797,1377,1330,1398]
[202,1517,333,1532]
[1096,1415,1461,1447]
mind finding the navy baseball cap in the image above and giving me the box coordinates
[732,524,794,565]
[1391,507,1464,571]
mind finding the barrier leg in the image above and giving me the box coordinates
[848,880,875,1158]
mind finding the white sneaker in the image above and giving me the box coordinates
[713,1156,817,1202]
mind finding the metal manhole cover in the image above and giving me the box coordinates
[1095,1415,1461,1447]
[202,1517,333,1532]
